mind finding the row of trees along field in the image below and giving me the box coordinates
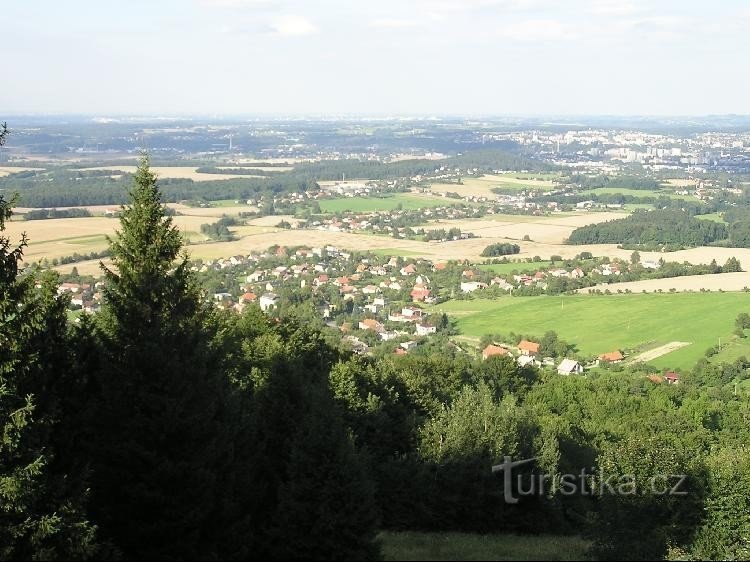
[3,154,750,560]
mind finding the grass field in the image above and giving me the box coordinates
[696,213,727,223]
[581,187,697,201]
[318,194,446,212]
[378,532,590,561]
[433,292,750,370]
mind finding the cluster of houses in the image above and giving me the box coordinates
[480,339,656,377]
[56,281,104,313]
[481,339,586,375]
[457,257,664,294]
[185,246,446,355]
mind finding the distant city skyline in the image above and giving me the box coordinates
[4,0,750,116]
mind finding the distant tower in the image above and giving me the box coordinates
[229,135,233,152]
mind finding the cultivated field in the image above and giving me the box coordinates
[432,292,750,370]
[0,166,45,177]
[424,212,628,245]
[429,174,558,198]
[579,272,750,294]
[581,187,697,201]
[318,193,447,212]
[79,166,268,181]
[4,215,218,264]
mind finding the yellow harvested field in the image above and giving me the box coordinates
[6,215,213,264]
[0,166,45,177]
[425,212,627,245]
[665,179,697,187]
[579,272,750,294]
[429,174,557,198]
[246,215,301,227]
[168,203,260,217]
[215,166,293,172]
[79,166,266,181]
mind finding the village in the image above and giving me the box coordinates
[54,239,696,386]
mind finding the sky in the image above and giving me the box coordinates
[3,0,749,116]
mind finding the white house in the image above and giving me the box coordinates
[557,359,584,375]
[259,293,279,311]
[415,323,437,336]
[460,281,487,293]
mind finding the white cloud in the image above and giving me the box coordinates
[498,18,571,41]
[369,18,421,29]
[269,15,318,36]
[199,0,277,7]
[588,0,641,17]
[418,0,543,14]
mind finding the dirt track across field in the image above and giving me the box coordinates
[628,341,691,363]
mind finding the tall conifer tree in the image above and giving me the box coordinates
[89,156,233,559]
[1,177,97,558]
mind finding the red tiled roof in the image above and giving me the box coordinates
[483,345,509,359]
[599,351,624,362]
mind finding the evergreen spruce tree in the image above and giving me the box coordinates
[0,190,97,559]
[88,156,234,559]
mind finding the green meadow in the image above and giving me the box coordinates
[581,187,696,201]
[378,532,590,561]
[433,292,750,370]
[318,194,446,213]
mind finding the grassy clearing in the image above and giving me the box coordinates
[378,531,590,561]
[318,194,446,213]
[696,213,727,223]
[432,292,750,370]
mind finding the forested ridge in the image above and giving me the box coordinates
[2,155,750,560]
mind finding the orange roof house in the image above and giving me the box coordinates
[598,350,624,363]
[410,287,431,301]
[482,345,509,360]
[518,340,540,355]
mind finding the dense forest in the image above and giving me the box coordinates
[567,209,729,248]
[566,173,662,191]
[2,156,750,561]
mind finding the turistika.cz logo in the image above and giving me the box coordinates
[491,456,688,504]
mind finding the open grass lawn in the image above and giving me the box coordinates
[432,292,750,370]
[318,194,446,213]
[378,532,590,561]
